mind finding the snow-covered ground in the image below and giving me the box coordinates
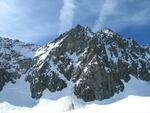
[0,74,37,107]
[0,76,150,113]
[70,96,150,113]
[0,95,150,113]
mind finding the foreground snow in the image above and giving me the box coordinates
[0,76,150,113]
[70,96,150,113]
[0,95,150,113]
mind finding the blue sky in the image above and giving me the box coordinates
[0,0,150,45]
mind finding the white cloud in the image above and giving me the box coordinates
[0,0,60,44]
[93,0,150,31]
[93,0,118,31]
[0,1,10,15]
[59,0,75,34]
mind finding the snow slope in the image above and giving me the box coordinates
[0,76,150,113]
[0,73,38,107]
[69,96,150,113]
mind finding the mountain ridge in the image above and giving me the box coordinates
[0,25,150,103]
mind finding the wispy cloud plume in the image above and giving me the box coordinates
[94,0,118,31]
[59,0,75,34]
[93,0,150,31]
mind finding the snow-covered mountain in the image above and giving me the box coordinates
[0,37,38,91]
[27,25,150,101]
[0,25,150,112]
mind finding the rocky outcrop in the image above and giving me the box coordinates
[0,37,38,91]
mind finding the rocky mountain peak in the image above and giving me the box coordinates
[0,25,150,102]
[25,25,150,102]
[73,24,85,31]
[102,27,114,33]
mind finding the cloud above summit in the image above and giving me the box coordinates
[93,0,118,31]
[0,0,149,44]
[59,0,75,34]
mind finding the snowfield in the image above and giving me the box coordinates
[0,76,150,113]
[0,95,150,113]
[70,96,150,113]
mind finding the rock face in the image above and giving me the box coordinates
[0,25,150,102]
[27,25,150,101]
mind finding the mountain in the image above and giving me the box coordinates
[27,24,150,102]
[0,24,150,105]
[0,37,38,91]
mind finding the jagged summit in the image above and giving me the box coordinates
[0,25,150,102]
[27,25,150,101]
[73,24,85,30]
[52,25,128,49]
